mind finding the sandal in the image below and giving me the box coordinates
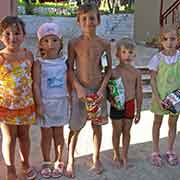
[51,161,64,178]
[24,167,37,180]
[40,161,52,178]
[165,151,179,166]
[150,152,163,167]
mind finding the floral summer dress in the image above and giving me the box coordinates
[0,52,36,125]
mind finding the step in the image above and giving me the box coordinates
[143,84,152,94]
[135,66,149,74]
[141,74,150,80]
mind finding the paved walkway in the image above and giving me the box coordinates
[0,110,180,180]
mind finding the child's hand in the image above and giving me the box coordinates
[134,112,141,124]
[76,85,86,101]
[96,89,104,103]
[155,96,164,109]
[157,99,164,110]
[36,104,45,118]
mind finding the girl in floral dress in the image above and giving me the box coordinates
[0,16,37,180]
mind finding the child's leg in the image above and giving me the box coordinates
[91,124,103,174]
[52,126,64,162]
[152,114,163,153]
[18,125,37,179]
[40,127,53,162]
[65,129,80,178]
[1,123,17,179]
[111,120,123,167]
[51,126,65,178]
[164,115,179,166]
[122,118,133,168]
[18,125,30,170]
[167,115,179,152]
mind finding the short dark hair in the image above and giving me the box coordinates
[0,16,26,35]
[76,3,100,23]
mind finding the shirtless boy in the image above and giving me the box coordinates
[65,3,112,178]
[109,38,143,168]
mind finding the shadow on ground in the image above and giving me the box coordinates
[0,132,180,180]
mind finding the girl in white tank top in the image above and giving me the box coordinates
[33,22,71,178]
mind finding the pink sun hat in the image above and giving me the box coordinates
[37,22,62,41]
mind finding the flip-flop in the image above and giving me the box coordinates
[39,161,52,178]
[51,162,64,178]
[24,167,37,180]
[40,167,52,178]
[165,152,179,166]
[150,152,163,167]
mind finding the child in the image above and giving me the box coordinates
[33,22,70,178]
[148,25,180,167]
[0,16,37,180]
[109,38,143,168]
[65,3,112,178]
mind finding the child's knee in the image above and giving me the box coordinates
[168,120,177,130]
[123,129,131,138]
[4,136,16,145]
[153,119,162,128]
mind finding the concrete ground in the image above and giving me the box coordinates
[0,110,180,180]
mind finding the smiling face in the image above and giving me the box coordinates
[0,23,25,50]
[116,46,135,65]
[77,10,100,34]
[160,30,178,51]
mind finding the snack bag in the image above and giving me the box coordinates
[85,93,102,124]
[162,88,180,113]
[107,77,125,110]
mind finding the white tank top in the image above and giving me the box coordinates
[38,56,67,98]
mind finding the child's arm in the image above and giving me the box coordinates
[97,41,112,99]
[32,60,44,117]
[67,40,86,100]
[150,70,163,109]
[134,71,143,124]
[66,67,73,105]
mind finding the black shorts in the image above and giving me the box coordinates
[110,105,124,119]
[110,99,135,120]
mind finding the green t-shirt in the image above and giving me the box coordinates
[151,55,180,115]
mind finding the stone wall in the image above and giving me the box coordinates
[20,14,134,40]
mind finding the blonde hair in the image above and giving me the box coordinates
[159,25,178,42]
[116,38,136,51]
[159,25,178,50]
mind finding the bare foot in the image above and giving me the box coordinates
[90,160,104,175]
[64,163,75,178]
[122,158,134,169]
[122,158,128,169]
[112,159,123,168]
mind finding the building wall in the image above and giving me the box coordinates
[0,0,17,20]
[134,0,178,42]
[21,14,134,40]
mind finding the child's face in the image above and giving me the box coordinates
[78,10,100,34]
[0,24,25,50]
[116,46,135,64]
[161,31,177,51]
[40,34,62,56]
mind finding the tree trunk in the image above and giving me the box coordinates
[106,0,113,13]
[24,0,33,15]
